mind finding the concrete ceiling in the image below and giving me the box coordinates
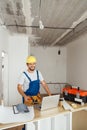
[0,0,87,46]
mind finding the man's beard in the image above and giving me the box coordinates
[29,67,35,71]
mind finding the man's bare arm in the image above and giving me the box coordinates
[41,80,51,96]
[17,84,31,101]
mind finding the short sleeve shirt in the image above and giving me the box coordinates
[18,70,44,92]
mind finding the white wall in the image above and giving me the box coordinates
[8,34,29,105]
[0,29,29,105]
[30,46,67,93]
[67,32,87,90]
[0,26,9,100]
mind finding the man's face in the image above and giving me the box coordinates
[27,63,36,71]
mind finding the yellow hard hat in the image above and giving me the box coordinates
[26,56,37,63]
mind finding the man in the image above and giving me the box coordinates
[17,55,51,105]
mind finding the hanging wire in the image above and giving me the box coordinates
[39,0,41,20]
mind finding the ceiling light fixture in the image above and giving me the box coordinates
[39,0,44,30]
[39,20,44,30]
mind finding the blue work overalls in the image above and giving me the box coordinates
[23,70,40,103]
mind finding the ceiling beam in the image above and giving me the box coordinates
[51,11,87,46]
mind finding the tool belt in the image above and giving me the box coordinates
[24,93,42,106]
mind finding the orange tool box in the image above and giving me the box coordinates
[62,86,87,103]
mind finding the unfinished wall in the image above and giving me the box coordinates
[67,32,87,90]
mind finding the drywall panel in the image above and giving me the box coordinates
[8,34,29,105]
[0,26,9,101]
[67,32,87,89]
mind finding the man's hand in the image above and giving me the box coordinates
[24,95,33,106]
[24,95,32,102]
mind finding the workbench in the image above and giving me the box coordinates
[0,101,87,130]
